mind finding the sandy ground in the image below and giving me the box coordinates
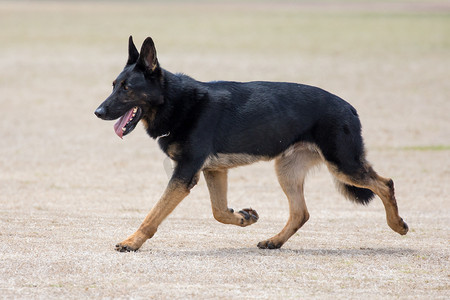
[0,1,449,299]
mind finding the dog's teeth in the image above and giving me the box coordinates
[132,113,136,117]
[133,108,137,113]
[122,127,126,132]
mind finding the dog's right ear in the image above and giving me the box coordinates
[127,36,139,65]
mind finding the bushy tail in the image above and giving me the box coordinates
[334,180,375,205]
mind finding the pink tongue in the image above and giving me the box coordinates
[114,108,135,138]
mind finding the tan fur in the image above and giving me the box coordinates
[115,179,191,251]
[258,143,322,248]
[203,169,258,227]
[202,153,270,170]
[166,143,181,160]
[201,141,406,249]
[117,141,406,251]
[141,109,157,130]
[326,162,408,235]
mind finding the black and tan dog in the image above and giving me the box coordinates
[95,36,408,252]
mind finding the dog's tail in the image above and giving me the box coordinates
[334,180,375,205]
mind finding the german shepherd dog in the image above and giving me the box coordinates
[95,36,408,252]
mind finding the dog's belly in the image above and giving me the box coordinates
[202,153,271,170]
[201,142,322,171]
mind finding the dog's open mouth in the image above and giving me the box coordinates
[113,106,142,138]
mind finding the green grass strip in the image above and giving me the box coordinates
[399,145,450,151]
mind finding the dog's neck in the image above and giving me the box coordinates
[143,69,207,140]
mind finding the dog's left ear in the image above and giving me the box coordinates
[127,36,139,65]
[137,37,159,72]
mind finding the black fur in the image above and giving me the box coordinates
[337,182,375,205]
[345,184,375,205]
[95,36,374,205]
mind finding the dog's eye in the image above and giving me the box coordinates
[119,80,128,90]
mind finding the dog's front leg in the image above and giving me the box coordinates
[204,169,259,227]
[115,178,193,252]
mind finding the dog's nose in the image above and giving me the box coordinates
[94,107,106,119]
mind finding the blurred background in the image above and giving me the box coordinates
[0,1,449,298]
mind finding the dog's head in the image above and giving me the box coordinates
[94,36,164,138]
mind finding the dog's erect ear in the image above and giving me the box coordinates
[127,36,139,65]
[137,37,159,72]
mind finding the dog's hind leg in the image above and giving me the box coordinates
[258,144,321,249]
[314,110,408,236]
[204,169,259,227]
[329,161,408,235]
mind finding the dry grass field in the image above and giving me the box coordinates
[0,1,449,299]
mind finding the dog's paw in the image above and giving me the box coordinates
[388,217,409,235]
[115,243,138,252]
[257,239,282,250]
[238,208,259,226]
[397,218,409,235]
[114,231,148,252]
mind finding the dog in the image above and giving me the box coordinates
[94,36,408,252]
